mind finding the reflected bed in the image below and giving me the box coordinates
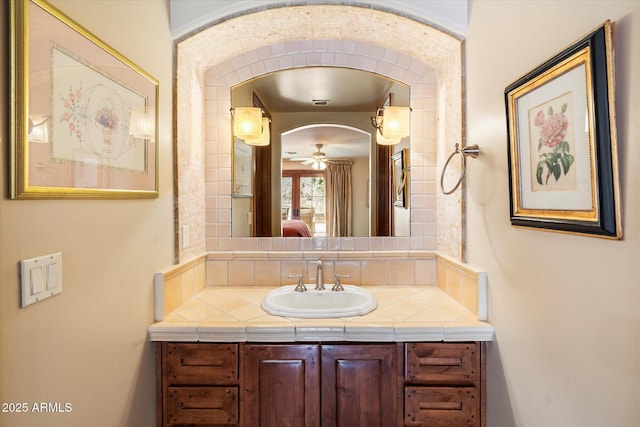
[282,219,312,237]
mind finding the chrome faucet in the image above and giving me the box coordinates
[315,259,324,290]
[331,274,350,291]
[289,274,307,292]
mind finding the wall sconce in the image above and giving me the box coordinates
[28,114,49,143]
[371,106,411,145]
[373,116,400,145]
[231,107,270,146]
[243,117,270,146]
[129,107,155,140]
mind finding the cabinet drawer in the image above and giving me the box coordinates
[167,386,238,425]
[405,343,477,385]
[164,343,238,384]
[405,386,477,426]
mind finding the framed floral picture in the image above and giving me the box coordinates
[392,148,409,209]
[505,20,621,238]
[10,0,159,198]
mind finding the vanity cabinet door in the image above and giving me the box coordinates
[242,344,320,427]
[321,344,399,427]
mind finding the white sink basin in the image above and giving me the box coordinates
[261,285,377,318]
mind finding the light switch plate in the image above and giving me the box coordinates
[20,252,62,308]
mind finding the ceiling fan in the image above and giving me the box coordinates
[290,144,336,170]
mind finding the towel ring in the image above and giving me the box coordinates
[440,143,480,195]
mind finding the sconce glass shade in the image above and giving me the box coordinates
[233,107,262,140]
[244,117,270,146]
[376,129,400,145]
[381,106,410,139]
[129,107,155,140]
[28,114,49,143]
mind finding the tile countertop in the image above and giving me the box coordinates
[148,286,494,342]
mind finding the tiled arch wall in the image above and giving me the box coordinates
[203,42,436,252]
[175,5,463,261]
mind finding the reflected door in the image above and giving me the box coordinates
[282,171,326,236]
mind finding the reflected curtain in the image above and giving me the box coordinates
[326,161,353,237]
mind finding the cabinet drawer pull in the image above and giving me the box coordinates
[180,357,225,367]
[418,357,462,367]
[418,401,463,411]
[181,400,225,410]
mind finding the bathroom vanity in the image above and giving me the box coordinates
[158,340,485,427]
[150,283,493,427]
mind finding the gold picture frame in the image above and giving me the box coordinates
[505,21,621,238]
[10,0,159,199]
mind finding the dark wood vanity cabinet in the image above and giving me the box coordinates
[157,341,485,427]
[242,344,320,426]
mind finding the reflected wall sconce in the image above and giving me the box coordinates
[370,106,411,145]
[243,117,270,146]
[28,114,49,143]
[128,107,156,140]
[231,107,271,146]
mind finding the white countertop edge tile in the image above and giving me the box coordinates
[245,324,297,342]
[344,324,395,341]
[295,334,347,342]
[393,322,444,341]
[197,334,249,342]
[149,332,200,342]
[344,333,396,341]
[197,323,247,342]
[444,322,495,341]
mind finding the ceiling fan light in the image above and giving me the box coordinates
[311,160,327,170]
[382,106,410,139]
[244,117,270,146]
[233,107,262,140]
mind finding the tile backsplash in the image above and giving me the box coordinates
[154,251,485,322]
[206,250,437,288]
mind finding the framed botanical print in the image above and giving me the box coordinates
[505,20,621,238]
[392,148,409,209]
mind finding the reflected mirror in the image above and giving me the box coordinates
[231,67,410,238]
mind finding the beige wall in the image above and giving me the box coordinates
[0,1,174,426]
[465,1,640,426]
[3,1,639,426]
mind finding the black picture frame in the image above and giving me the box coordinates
[505,21,621,239]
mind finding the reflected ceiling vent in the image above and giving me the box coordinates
[312,99,330,106]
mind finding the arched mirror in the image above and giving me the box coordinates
[230,67,410,238]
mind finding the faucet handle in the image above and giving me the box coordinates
[332,274,350,291]
[288,275,307,292]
